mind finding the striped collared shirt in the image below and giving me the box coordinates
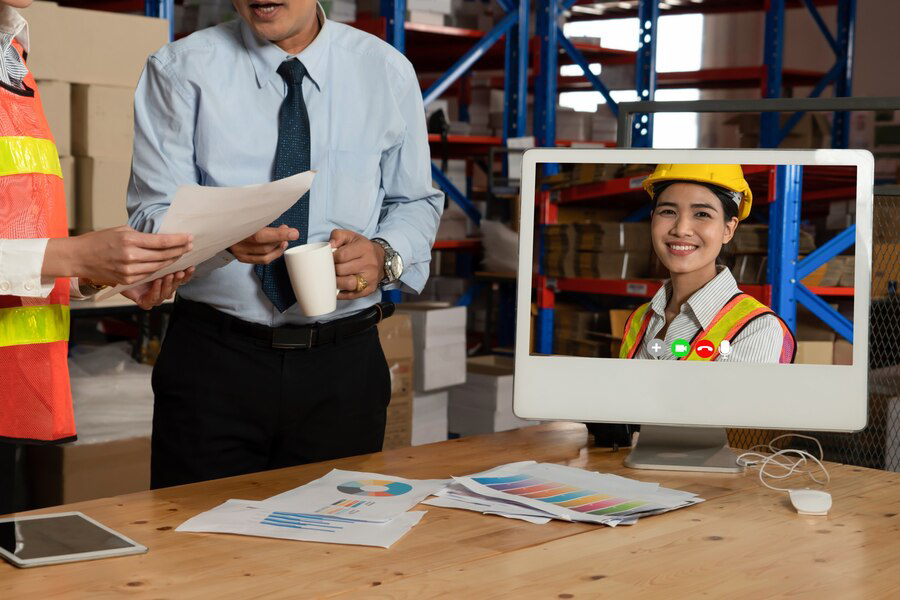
[0,7,28,89]
[631,267,785,363]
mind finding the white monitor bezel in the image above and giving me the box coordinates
[514,148,873,432]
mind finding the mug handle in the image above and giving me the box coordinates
[332,246,340,296]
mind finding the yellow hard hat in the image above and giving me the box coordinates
[642,164,753,220]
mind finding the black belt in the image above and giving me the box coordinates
[174,297,395,350]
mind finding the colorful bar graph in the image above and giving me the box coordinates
[474,472,650,519]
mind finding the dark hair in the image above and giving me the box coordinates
[650,180,740,266]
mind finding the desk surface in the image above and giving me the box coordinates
[3,423,900,599]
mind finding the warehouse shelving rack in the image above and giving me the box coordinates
[535,0,855,149]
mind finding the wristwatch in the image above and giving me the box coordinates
[372,238,403,285]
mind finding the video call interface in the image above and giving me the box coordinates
[530,163,857,366]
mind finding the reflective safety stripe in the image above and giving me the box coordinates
[619,303,652,359]
[0,136,62,178]
[685,295,764,361]
[0,304,70,347]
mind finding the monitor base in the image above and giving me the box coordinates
[624,425,744,473]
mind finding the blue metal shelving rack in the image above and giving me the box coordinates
[761,0,858,344]
[143,0,859,346]
[144,0,175,41]
[761,0,857,149]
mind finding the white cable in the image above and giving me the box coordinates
[736,434,830,494]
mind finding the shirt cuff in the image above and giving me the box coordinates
[0,238,57,297]
[373,230,426,294]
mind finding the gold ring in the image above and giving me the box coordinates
[354,274,368,293]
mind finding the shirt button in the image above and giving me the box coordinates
[0,281,9,292]
[23,281,34,291]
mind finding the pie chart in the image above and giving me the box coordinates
[337,479,413,497]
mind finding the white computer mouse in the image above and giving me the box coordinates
[788,489,832,516]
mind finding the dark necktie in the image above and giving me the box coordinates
[255,59,311,312]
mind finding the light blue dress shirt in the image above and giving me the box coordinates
[127,10,443,326]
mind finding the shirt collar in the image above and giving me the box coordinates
[0,6,29,54]
[241,3,329,91]
[649,267,741,331]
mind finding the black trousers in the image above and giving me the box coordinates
[150,305,392,489]
[0,443,16,515]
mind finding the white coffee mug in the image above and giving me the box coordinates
[283,242,340,317]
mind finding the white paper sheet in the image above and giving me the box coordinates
[450,462,703,526]
[176,499,425,549]
[261,469,449,523]
[96,171,316,299]
[423,494,552,524]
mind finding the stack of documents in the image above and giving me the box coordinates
[423,461,703,526]
[177,469,447,548]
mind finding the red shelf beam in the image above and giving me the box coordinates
[433,239,482,250]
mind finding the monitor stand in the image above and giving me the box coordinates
[624,425,744,473]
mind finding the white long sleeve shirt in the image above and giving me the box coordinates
[0,7,82,300]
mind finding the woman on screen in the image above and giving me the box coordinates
[618,164,795,363]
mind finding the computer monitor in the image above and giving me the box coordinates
[514,149,873,472]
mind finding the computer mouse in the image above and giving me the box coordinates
[788,489,832,516]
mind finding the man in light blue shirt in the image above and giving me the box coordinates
[128,0,443,488]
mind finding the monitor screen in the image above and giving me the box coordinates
[514,149,872,432]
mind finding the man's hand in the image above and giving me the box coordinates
[229,224,299,265]
[121,267,195,310]
[330,230,385,300]
[44,226,193,285]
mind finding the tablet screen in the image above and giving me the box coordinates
[0,513,139,564]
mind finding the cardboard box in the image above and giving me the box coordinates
[21,2,168,88]
[378,313,414,363]
[795,341,834,365]
[60,156,75,229]
[833,339,853,366]
[872,242,900,298]
[449,403,535,437]
[25,436,150,508]
[407,10,447,25]
[730,224,815,254]
[397,303,467,392]
[449,355,514,413]
[378,314,414,450]
[583,251,651,279]
[36,80,71,156]
[609,309,633,340]
[72,84,135,158]
[411,391,449,446]
[383,401,412,450]
[75,157,130,232]
[726,113,831,149]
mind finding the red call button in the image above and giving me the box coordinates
[695,340,716,358]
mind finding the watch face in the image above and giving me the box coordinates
[391,253,403,279]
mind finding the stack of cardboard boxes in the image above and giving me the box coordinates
[22,2,168,232]
[396,303,468,445]
[377,314,416,450]
[542,222,652,279]
[449,355,537,436]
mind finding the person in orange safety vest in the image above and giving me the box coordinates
[618,163,795,364]
[0,0,193,514]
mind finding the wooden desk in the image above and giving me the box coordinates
[3,423,899,599]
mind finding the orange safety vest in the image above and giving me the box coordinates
[619,292,796,364]
[0,40,75,443]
